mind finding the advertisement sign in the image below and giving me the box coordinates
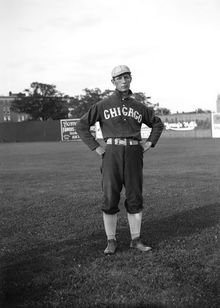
[141,124,151,138]
[60,119,80,141]
[95,122,104,139]
[60,119,96,141]
[211,112,220,138]
[164,121,197,131]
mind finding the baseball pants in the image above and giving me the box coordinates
[101,144,143,214]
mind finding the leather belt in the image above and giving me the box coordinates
[106,138,139,146]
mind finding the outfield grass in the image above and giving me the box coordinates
[0,138,219,308]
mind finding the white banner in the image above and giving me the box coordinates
[211,112,220,138]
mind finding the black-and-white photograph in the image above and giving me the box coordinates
[0,0,219,307]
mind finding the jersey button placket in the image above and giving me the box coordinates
[122,103,127,122]
[121,100,128,131]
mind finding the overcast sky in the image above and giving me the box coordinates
[0,0,219,113]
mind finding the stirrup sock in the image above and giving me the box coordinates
[127,212,142,240]
[103,213,117,240]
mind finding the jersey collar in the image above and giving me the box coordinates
[115,89,133,100]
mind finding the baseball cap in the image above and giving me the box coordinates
[111,65,131,78]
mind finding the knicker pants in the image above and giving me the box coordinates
[101,144,143,214]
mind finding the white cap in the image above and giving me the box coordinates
[111,65,131,78]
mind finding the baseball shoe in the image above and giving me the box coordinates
[104,239,117,255]
[130,237,152,252]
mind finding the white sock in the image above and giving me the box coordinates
[127,212,142,240]
[103,213,117,240]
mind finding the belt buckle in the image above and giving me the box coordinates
[119,138,127,146]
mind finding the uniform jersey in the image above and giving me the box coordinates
[76,89,164,150]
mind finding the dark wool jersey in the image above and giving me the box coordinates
[76,90,164,151]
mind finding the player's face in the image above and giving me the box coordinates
[112,73,132,92]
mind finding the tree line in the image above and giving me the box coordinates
[11,82,171,121]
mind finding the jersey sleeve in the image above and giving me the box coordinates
[76,104,101,151]
[142,108,164,147]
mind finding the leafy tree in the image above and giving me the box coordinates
[11,82,69,121]
[69,89,155,118]
[133,93,159,109]
[132,92,147,104]
[155,107,171,116]
[69,88,114,118]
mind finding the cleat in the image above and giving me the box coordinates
[130,237,152,252]
[104,239,117,255]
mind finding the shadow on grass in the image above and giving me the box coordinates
[1,203,219,307]
[92,305,167,308]
[82,202,219,261]
[0,255,54,308]
[141,202,220,246]
[88,202,220,254]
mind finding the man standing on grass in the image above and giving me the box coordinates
[76,65,164,255]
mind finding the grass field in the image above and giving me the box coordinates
[0,138,219,308]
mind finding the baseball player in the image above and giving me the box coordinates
[76,65,164,255]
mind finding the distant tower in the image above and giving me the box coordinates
[217,94,220,112]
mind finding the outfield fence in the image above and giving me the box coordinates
[162,128,211,138]
[0,120,212,142]
[0,121,60,142]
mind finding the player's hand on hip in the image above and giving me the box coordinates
[141,141,152,152]
[95,146,105,156]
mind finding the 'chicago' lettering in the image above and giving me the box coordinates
[103,107,142,123]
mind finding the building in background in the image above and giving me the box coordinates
[0,92,30,123]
